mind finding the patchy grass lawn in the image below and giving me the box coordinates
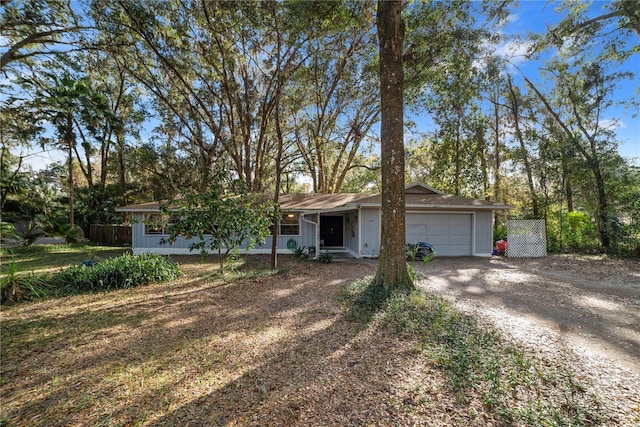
[0,244,131,276]
[0,255,611,426]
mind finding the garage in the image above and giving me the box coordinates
[406,213,473,256]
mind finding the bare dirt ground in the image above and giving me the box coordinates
[2,254,639,426]
[415,254,640,423]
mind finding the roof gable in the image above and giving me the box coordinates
[404,182,444,195]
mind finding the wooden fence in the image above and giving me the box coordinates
[89,224,132,246]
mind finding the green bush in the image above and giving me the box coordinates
[292,246,308,259]
[317,251,333,264]
[547,210,600,253]
[52,253,181,293]
[0,262,53,304]
[1,254,181,305]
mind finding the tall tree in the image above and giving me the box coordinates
[0,0,89,71]
[505,73,540,217]
[291,2,378,193]
[372,0,411,294]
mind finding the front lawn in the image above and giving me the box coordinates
[0,244,131,276]
[0,254,610,426]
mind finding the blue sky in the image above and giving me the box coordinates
[500,1,639,161]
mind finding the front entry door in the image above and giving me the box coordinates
[320,216,343,247]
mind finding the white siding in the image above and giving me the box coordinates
[474,210,493,256]
[360,208,380,257]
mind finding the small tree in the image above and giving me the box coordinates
[159,173,273,273]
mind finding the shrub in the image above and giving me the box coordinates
[0,262,53,304]
[52,253,181,293]
[292,246,308,259]
[317,251,333,264]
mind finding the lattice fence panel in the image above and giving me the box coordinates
[507,219,547,258]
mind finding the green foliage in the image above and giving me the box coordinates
[292,246,308,259]
[40,218,85,243]
[0,262,53,304]
[51,253,181,295]
[340,282,605,425]
[547,209,600,253]
[1,253,180,305]
[19,220,43,246]
[406,244,420,262]
[339,276,388,323]
[406,263,418,283]
[159,170,273,273]
[0,222,21,241]
[493,224,507,244]
[317,251,333,264]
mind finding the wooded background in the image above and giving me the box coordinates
[1,0,638,255]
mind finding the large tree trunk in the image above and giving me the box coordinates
[372,0,411,294]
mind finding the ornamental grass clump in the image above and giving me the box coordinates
[52,253,181,293]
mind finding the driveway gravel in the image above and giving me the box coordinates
[414,254,640,424]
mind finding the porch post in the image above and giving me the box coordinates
[358,207,362,257]
[316,213,320,257]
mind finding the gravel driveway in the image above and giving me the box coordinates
[414,255,640,423]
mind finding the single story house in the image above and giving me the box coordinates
[115,183,511,258]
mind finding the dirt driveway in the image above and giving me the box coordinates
[414,255,640,420]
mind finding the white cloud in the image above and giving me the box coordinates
[599,118,625,132]
[494,39,535,65]
[504,13,520,26]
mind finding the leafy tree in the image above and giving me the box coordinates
[0,0,89,71]
[22,70,112,229]
[159,171,273,273]
[290,2,379,193]
[543,0,639,59]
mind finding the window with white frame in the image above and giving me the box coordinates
[278,212,300,236]
[143,214,177,235]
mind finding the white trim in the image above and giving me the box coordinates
[277,212,302,237]
[357,207,362,256]
[301,213,319,260]
[133,247,300,256]
[142,213,169,236]
[472,212,477,256]
[405,182,445,194]
[347,248,360,259]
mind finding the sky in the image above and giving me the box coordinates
[498,1,639,161]
[7,0,640,171]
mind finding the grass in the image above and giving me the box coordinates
[0,244,131,277]
[0,244,178,304]
[340,278,606,426]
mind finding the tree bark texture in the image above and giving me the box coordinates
[373,0,411,293]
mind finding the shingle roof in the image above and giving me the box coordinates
[115,184,511,212]
[355,193,511,210]
[277,193,373,210]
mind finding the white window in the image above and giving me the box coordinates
[144,214,179,235]
[279,213,300,236]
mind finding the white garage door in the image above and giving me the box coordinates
[406,213,472,256]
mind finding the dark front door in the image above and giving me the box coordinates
[320,216,343,247]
